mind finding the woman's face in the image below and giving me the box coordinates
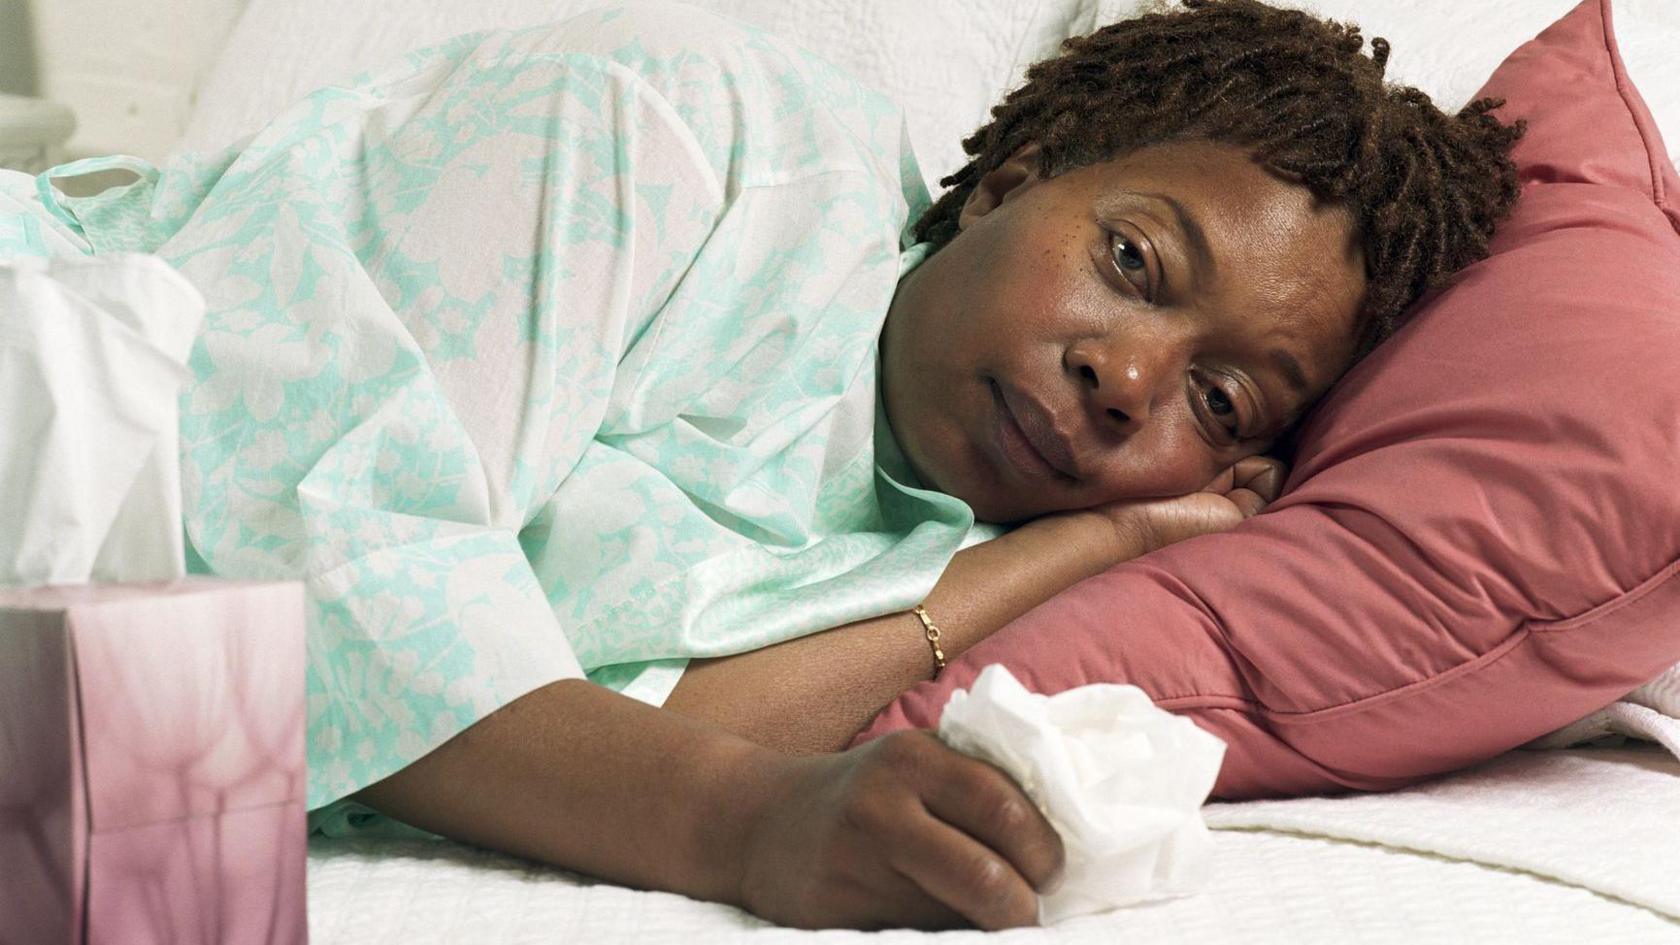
[881,138,1367,523]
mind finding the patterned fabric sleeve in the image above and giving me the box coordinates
[20,3,983,812]
[514,6,985,685]
[146,28,730,807]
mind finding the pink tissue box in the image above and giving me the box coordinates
[0,578,307,945]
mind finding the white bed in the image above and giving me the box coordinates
[306,747,1680,944]
[175,1,1680,941]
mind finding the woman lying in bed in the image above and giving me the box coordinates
[0,0,1519,930]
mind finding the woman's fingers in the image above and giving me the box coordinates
[739,731,1064,930]
[885,809,1040,930]
[1249,460,1287,502]
[871,741,1060,930]
[1223,486,1268,519]
[1206,456,1286,506]
[820,855,968,932]
[915,751,1065,896]
[1202,456,1286,500]
[870,876,971,931]
[1199,463,1237,495]
[1186,455,1286,529]
[1230,456,1287,501]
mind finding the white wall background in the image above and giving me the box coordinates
[2,0,247,161]
[0,0,37,96]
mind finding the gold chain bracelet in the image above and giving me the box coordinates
[911,604,947,677]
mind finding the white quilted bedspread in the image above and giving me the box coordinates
[307,747,1680,945]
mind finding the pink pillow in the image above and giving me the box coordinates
[859,0,1680,798]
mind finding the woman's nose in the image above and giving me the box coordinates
[1067,342,1172,432]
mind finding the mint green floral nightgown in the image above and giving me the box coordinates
[0,2,995,813]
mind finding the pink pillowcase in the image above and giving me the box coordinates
[858,0,1680,798]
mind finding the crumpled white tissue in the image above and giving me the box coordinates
[938,663,1227,924]
[0,253,205,585]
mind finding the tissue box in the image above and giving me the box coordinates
[0,578,307,945]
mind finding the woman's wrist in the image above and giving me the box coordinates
[694,737,798,905]
[663,501,1163,761]
[1040,505,1157,570]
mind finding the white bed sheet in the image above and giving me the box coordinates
[307,747,1680,944]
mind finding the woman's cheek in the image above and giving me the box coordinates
[1096,439,1222,504]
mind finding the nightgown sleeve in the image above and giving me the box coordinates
[155,26,728,808]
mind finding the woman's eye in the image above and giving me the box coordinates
[1203,385,1242,436]
[1109,233,1149,292]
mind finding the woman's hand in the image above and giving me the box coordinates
[1086,455,1287,556]
[736,731,1065,930]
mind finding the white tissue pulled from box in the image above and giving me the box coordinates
[0,253,205,586]
[938,664,1227,925]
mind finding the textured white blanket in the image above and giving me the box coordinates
[307,747,1680,944]
[1206,746,1680,923]
[1533,664,1680,759]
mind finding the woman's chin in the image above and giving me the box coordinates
[959,490,1039,526]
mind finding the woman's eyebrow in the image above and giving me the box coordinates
[1135,191,1216,279]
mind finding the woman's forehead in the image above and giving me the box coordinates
[1085,141,1354,257]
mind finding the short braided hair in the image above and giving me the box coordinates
[915,0,1524,359]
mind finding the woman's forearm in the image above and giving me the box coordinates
[354,678,776,902]
[355,509,1132,888]
[663,511,1141,753]
[353,678,1067,930]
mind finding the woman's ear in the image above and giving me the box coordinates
[956,143,1043,231]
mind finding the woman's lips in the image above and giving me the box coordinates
[987,380,1079,483]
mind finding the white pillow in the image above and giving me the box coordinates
[178,0,1051,191]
